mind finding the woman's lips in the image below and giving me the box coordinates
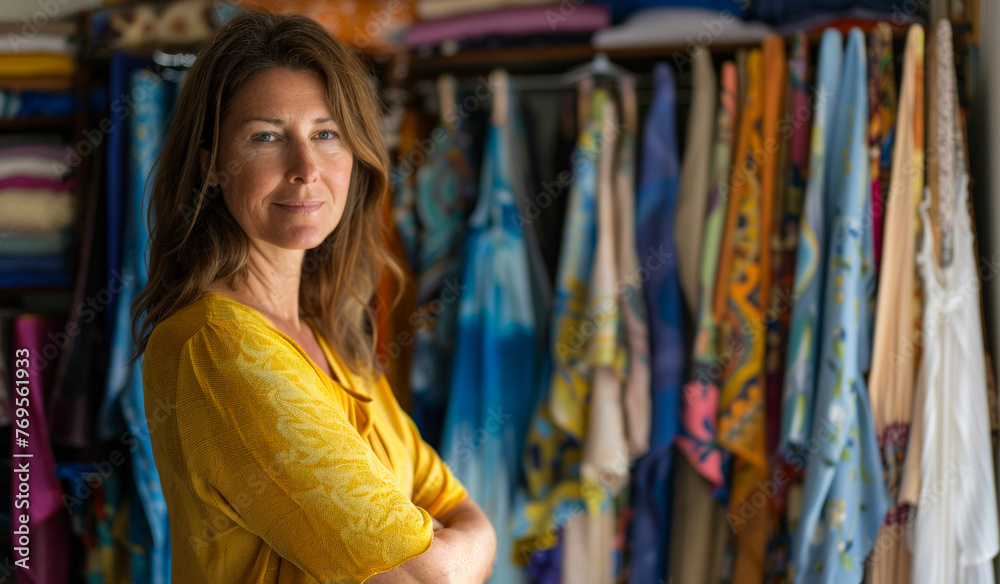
[275,201,323,214]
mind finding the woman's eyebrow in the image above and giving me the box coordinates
[240,117,336,126]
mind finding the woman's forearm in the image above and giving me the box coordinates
[436,498,496,581]
[365,498,496,584]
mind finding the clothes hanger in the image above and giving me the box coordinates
[559,51,636,85]
[490,68,508,126]
[437,73,457,133]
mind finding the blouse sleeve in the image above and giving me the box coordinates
[174,319,434,583]
[403,403,468,516]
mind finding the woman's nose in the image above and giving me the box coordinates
[285,138,320,184]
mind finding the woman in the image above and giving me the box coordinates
[133,11,496,583]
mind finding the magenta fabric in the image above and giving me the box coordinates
[11,315,72,584]
[405,3,610,47]
[0,176,74,191]
[678,380,723,486]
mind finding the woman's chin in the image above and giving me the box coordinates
[271,226,337,251]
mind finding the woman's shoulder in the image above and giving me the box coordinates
[146,291,274,360]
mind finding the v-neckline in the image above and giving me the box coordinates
[202,291,371,403]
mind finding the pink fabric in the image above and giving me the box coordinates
[677,380,724,487]
[405,3,610,47]
[0,144,68,161]
[0,176,74,191]
[12,315,71,584]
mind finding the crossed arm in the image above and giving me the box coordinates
[365,495,497,584]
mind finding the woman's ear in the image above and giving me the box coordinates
[199,146,219,187]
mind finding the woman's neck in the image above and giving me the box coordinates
[209,241,307,332]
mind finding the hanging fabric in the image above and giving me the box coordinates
[11,316,73,584]
[102,67,172,584]
[674,46,717,318]
[780,28,842,460]
[670,56,736,584]
[562,87,627,584]
[866,22,922,584]
[675,57,735,491]
[716,34,785,582]
[102,53,152,356]
[765,31,810,584]
[908,18,1000,584]
[515,80,606,581]
[441,68,537,584]
[867,22,897,274]
[628,62,684,584]
[791,28,887,583]
[761,33,794,461]
[713,42,765,516]
[56,461,131,583]
[613,78,652,470]
[408,77,475,449]
[608,76,652,584]
[378,107,419,413]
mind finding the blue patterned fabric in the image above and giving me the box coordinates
[104,53,152,349]
[441,73,536,584]
[791,28,888,584]
[409,124,474,449]
[104,68,171,584]
[392,167,419,272]
[780,29,843,457]
[513,86,606,583]
[628,62,684,584]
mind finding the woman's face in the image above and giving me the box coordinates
[208,68,352,252]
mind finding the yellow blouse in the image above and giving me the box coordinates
[142,291,468,584]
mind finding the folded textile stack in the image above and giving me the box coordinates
[0,22,77,118]
[106,0,239,49]
[415,0,551,20]
[407,1,610,53]
[236,0,413,51]
[592,7,774,49]
[0,139,75,288]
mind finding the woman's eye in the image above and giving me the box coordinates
[317,130,339,140]
[251,133,276,143]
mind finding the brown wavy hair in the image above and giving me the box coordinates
[131,10,403,377]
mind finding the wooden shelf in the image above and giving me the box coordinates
[404,18,915,78]
[409,43,596,76]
